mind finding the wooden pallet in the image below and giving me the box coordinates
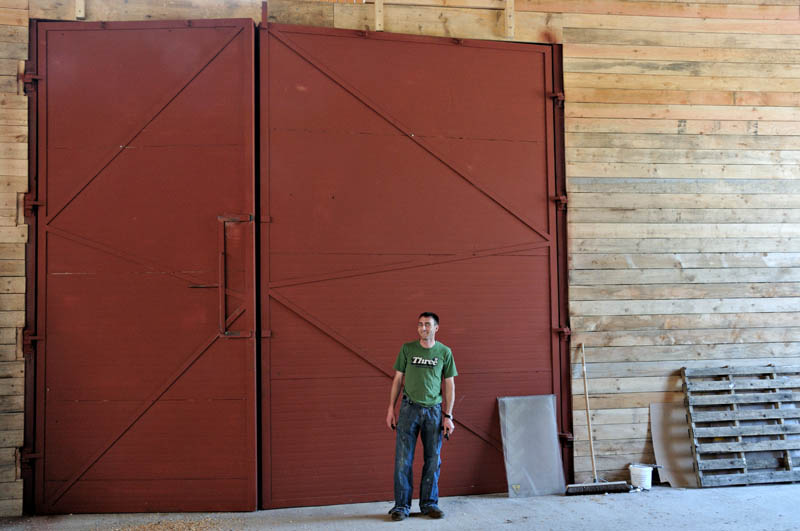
[682,366,800,488]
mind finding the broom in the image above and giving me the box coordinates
[565,343,631,495]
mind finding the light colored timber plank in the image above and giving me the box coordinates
[567,87,733,106]
[0,176,26,193]
[572,297,800,316]
[569,237,800,253]
[570,267,800,285]
[573,422,651,441]
[0,414,20,432]
[0,161,25,179]
[0,395,21,412]
[0,227,23,244]
[570,223,800,239]
[627,0,800,6]
[0,378,20,396]
[0,42,24,61]
[568,147,800,164]
[570,282,800,301]
[574,439,652,457]
[565,44,800,65]
[568,179,800,194]
[0,295,22,312]
[0,480,21,500]
[0,261,24,276]
[0,10,25,27]
[334,4,563,42]
[31,0,261,22]
[0,244,22,260]
[364,0,503,7]
[0,215,17,228]
[573,391,683,410]
[565,58,800,79]
[0,96,24,111]
[0,143,26,161]
[0,312,21,328]
[567,162,800,179]
[0,279,22,297]
[561,13,800,34]
[268,0,334,27]
[573,407,649,426]
[578,343,800,363]
[0,345,14,361]
[572,327,800,348]
[566,72,800,92]
[567,103,800,121]
[573,358,800,379]
[734,92,800,107]
[570,194,800,209]
[568,209,800,224]
[0,330,12,346]
[563,28,800,49]
[571,252,800,270]
[0,25,25,44]
[0,194,14,210]
[0,127,26,144]
[574,314,800,333]
[566,118,800,136]
[518,0,798,20]
[572,376,680,395]
[567,133,800,151]
[575,452,655,473]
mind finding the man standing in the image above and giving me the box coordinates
[386,312,457,521]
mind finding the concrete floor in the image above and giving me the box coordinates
[0,484,798,531]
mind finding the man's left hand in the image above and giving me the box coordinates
[443,417,455,438]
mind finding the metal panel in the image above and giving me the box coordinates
[33,19,257,513]
[260,23,563,508]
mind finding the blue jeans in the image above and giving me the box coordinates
[392,396,443,513]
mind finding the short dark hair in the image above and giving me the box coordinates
[418,312,439,325]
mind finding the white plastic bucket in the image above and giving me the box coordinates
[629,464,653,489]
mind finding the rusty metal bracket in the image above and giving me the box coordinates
[549,92,565,108]
[19,61,41,96]
[23,194,44,218]
[22,331,43,361]
[551,195,567,211]
[20,451,41,462]
[555,327,571,339]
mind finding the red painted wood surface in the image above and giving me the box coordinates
[261,24,561,508]
[33,20,257,513]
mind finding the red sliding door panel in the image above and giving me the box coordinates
[261,24,560,508]
[34,20,257,513]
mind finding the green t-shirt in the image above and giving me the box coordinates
[393,341,457,407]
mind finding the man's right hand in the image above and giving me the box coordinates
[386,408,396,430]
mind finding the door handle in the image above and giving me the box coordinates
[217,214,253,338]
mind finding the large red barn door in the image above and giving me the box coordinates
[32,20,257,512]
[260,24,561,508]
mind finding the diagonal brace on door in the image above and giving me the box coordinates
[46,305,250,508]
[268,27,551,244]
[268,290,503,452]
[46,25,245,226]
[269,241,551,290]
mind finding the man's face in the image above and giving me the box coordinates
[417,317,439,341]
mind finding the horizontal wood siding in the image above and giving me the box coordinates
[561,3,800,484]
[0,0,25,517]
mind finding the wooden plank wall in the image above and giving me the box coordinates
[0,0,27,517]
[0,0,794,515]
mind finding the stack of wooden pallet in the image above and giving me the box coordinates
[682,366,800,487]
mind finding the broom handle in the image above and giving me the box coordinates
[581,343,598,483]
